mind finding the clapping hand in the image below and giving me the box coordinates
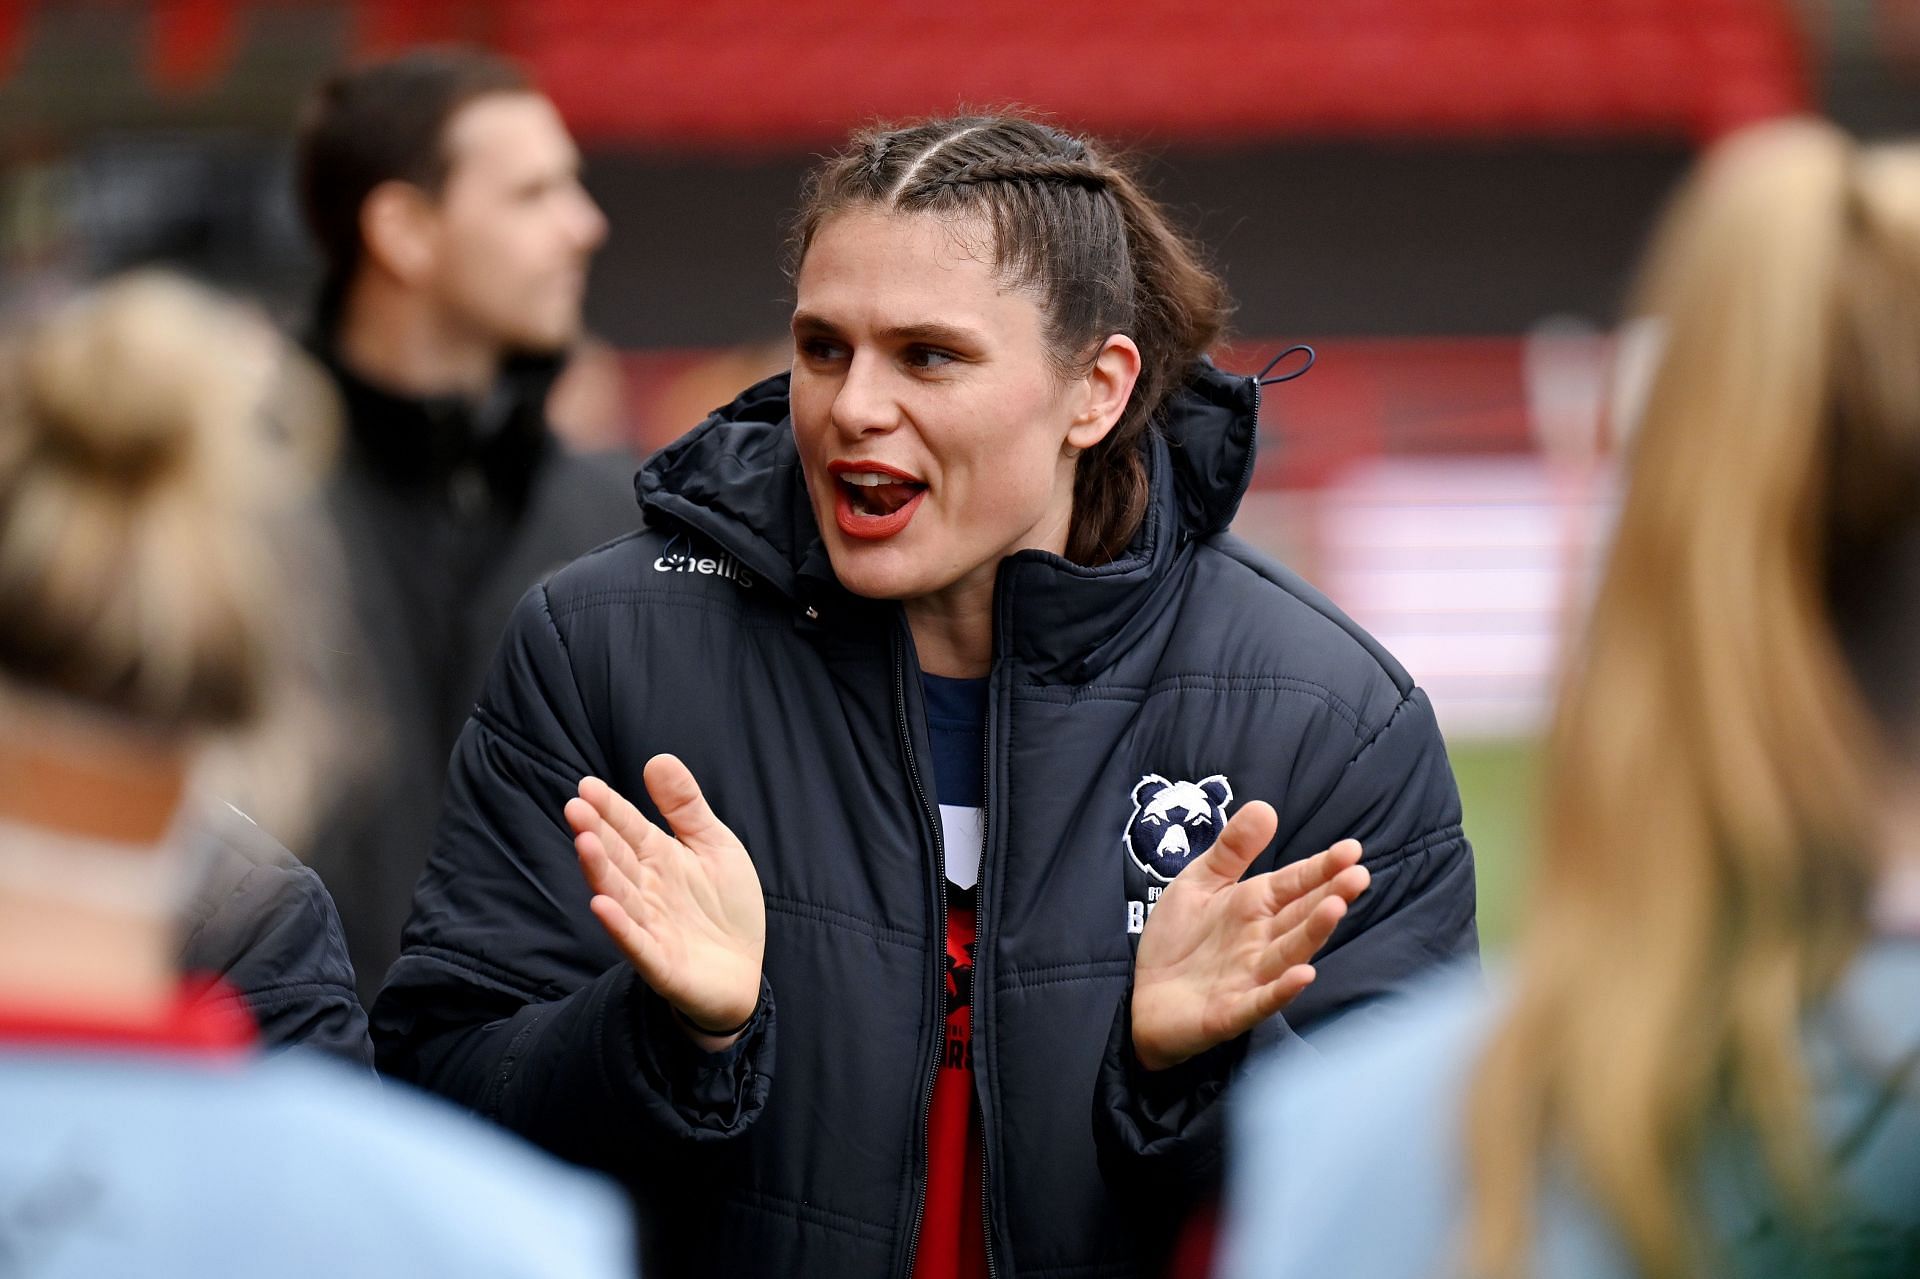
[565,755,766,1048]
[1131,800,1368,1071]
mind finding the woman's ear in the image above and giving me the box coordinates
[1066,334,1142,452]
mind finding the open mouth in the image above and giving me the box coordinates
[828,462,929,540]
[840,470,926,517]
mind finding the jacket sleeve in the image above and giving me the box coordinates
[178,808,374,1069]
[370,584,774,1174]
[1094,686,1477,1194]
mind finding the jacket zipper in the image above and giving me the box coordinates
[894,626,947,1279]
[976,673,1001,1279]
[1235,375,1262,513]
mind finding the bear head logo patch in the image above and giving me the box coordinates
[1126,773,1233,881]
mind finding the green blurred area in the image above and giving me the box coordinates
[1450,739,1539,952]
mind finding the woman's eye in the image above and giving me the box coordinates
[902,346,956,371]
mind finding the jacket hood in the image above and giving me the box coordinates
[636,359,1263,677]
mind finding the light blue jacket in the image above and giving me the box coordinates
[0,1048,633,1277]
[1221,940,1920,1279]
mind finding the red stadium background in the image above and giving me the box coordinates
[2,0,1914,936]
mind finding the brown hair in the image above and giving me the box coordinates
[789,114,1232,564]
[0,272,328,735]
[296,47,532,293]
[1464,119,1920,1278]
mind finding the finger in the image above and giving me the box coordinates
[1268,862,1370,936]
[588,892,659,975]
[1186,800,1278,887]
[575,829,647,921]
[566,793,623,855]
[1261,894,1351,980]
[642,754,736,852]
[1262,838,1363,908]
[564,792,596,836]
[1244,963,1318,1023]
[579,776,668,865]
[579,828,675,942]
[568,792,646,884]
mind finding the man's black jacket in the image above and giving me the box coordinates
[303,347,637,998]
[373,362,1478,1278]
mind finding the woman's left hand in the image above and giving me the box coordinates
[1130,801,1368,1071]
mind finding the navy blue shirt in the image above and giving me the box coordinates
[921,674,986,891]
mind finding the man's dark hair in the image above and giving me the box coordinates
[296,47,533,291]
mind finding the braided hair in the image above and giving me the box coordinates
[789,115,1231,565]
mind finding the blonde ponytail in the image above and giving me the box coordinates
[1466,119,1916,1278]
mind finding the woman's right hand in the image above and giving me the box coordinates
[565,754,766,1047]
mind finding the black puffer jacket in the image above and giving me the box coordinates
[373,362,1477,1278]
[179,802,372,1067]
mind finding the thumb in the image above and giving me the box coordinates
[643,753,731,849]
[1185,800,1277,888]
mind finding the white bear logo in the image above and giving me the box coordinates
[1125,773,1233,881]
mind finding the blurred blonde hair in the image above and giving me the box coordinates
[1465,119,1920,1278]
[0,272,335,803]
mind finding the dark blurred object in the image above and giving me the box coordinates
[69,131,307,293]
[179,801,373,1069]
[304,349,637,1001]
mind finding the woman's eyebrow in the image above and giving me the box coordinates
[790,312,982,350]
[876,322,981,348]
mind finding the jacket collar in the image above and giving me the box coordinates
[636,360,1261,678]
[307,312,560,509]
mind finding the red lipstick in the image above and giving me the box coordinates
[828,460,928,541]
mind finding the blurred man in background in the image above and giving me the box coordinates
[296,48,637,998]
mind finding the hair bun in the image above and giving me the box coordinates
[16,273,253,495]
[0,270,323,734]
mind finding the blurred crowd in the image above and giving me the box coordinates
[0,43,1913,1279]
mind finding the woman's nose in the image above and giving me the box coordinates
[829,351,899,437]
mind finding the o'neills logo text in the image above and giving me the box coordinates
[652,548,755,590]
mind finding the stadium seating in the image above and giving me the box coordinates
[493,0,1808,146]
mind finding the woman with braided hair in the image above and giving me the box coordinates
[375,114,1477,1278]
